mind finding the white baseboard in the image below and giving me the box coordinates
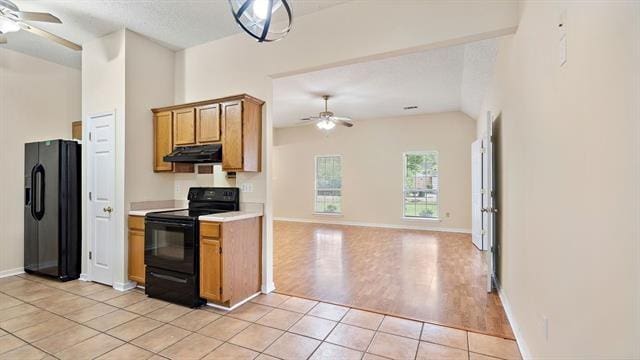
[497,282,530,359]
[261,281,276,294]
[113,280,137,292]
[79,273,91,282]
[0,268,24,278]
[206,292,260,312]
[274,217,471,234]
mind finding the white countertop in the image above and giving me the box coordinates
[199,211,263,222]
[128,208,184,216]
[129,208,262,222]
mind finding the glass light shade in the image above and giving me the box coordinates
[317,119,336,130]
[228,0,292,42]
[0,17,20,34]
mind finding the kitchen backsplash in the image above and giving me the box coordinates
[174,164,236,199]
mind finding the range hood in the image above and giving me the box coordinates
[163,144,222,164]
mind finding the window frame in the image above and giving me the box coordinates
[402,151,440,220]
[314,154,343,215]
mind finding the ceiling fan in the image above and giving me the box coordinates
[0,0,81,50]
[301,95,353,130]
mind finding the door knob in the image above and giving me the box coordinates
[103,206,113,214]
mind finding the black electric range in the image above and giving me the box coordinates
[144,187,239,307]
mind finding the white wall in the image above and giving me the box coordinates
[0,48,81,275]
[274,112,475,232]
[175,0,519,293]
[478,1,640,358]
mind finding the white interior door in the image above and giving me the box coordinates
[471,139,486,250]
[483,111,497,292]
[89,112,116,285]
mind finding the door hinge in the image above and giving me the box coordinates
[89,192,92,201]
[219,287,223,295]
[89,132,92,141]
[481,230,486,235]
[219,247,222,254]
[480,147,486,154]
[89,251,92,260]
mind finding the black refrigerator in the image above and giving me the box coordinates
[24,140,81,281]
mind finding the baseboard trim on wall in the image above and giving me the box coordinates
[0,268,24,278]
[497,282,531,359]
[274,217,472,234]
[261,281,276,294]
[79,273,91,282]
[113,280,137,292]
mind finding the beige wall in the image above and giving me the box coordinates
[124,30,175,204]
[478,1,639,358]
[175,0,519,291]
[0,48,81,274]
[274,112,475,232]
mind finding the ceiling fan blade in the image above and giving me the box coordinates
[0,35,6,44]
[336,120,354,128]
[332,116,353,122]
[20,23,81,50]
[16,11,61,23]
[301,117,320,121]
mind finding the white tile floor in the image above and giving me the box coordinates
[0,273,521,359]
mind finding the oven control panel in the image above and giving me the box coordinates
[188,187,240,202]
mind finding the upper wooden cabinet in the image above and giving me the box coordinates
[153,111,174,172]
[196,104,221,143]
[152,94,263,172]
[71,121,82,140]
[173,108,196,146]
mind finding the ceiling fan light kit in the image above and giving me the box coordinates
[228,0,292,42]
[302,95,354,131]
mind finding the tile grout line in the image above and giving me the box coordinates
[3,276,517,360]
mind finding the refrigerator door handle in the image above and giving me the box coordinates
[32,164,45,221]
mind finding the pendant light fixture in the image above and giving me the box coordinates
[228,0,292,42]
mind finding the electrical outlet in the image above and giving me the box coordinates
[175,184,181,193]
[240,183,253,193]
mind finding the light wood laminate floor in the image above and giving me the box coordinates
[274,221,514,339]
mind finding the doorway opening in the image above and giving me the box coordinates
[270,37,513,338]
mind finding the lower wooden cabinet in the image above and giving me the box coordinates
[128,216,145,285]
[199,217,261,307]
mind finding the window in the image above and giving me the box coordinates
[315,155,342,214]
[403,152,439,219]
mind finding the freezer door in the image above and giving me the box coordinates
[24,142,39,273]
[37,140,61,277]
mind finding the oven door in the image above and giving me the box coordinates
[144,218,196,274]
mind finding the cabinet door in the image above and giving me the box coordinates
[128,230,145,285]
[154,111,173,172]
[222,101,243,171]
[173,108,196,145]
[196,104,221,143]
[71,121,82,140]
[200,238,222,302]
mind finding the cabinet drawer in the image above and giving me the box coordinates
[128,216,145,231]
[201,222,221,238]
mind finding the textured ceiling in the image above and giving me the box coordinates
[273,38,499,127]
[2,0,346,68]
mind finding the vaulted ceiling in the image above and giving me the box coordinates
[273,38,499,127]
[3,0,346,68]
